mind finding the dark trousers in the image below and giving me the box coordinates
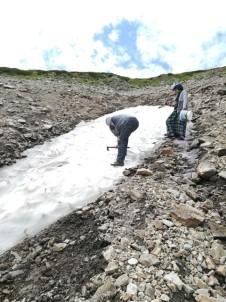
[117,117,139,162]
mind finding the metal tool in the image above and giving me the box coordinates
[106,146,130,151]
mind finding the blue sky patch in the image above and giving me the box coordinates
[43,49,65,70]
[201,31,226,67]
[94,19,146,69]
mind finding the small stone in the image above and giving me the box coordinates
[128,258,138,265]
[52,243,67,252]
[215,264,226,276]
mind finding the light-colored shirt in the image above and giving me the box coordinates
[177,90,188,113]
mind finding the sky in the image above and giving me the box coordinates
[1,0,226,78]
[0,105,175,254]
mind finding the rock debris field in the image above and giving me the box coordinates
[0,72,226,302]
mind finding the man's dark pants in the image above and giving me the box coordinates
[117,117,139,162]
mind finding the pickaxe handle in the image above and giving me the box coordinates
[107,146,130,151]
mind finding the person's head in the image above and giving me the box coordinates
[105,116,112,126]
[106,116,115,130]
[171,83,184,94]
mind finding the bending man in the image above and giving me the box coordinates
[106,114,139,166]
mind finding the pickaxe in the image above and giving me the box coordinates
[106,146,130,151]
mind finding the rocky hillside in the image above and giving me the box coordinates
[0,67,226,302]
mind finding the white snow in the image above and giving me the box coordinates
[0,105,172,254]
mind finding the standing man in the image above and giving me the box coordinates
[105,114,139,166]
[166,83,188,140]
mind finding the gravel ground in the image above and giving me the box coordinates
[0,72,226,302]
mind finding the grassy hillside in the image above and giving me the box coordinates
[0,66,226,88]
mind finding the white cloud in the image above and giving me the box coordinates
[1,0,226,78]
[108,30,119,43]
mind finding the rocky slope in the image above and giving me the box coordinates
[0,70,226,302]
